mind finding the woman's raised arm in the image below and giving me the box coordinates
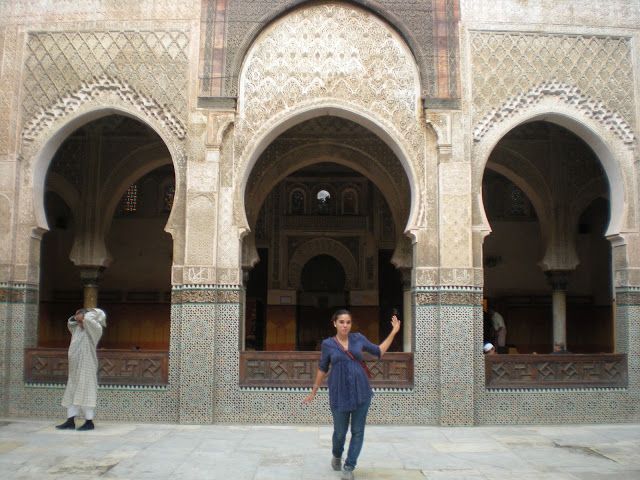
[378,315,401,356]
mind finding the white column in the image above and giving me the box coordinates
[546,271,570,350]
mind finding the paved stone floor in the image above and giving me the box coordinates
[0,418,639,479]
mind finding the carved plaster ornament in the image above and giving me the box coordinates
[474,80,635,145]
[22,75,187,143]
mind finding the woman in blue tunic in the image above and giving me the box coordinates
[303,309,401,480]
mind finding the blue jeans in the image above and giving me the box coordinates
[331,398,371,470]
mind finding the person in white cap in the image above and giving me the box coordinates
[483,342,496,355]
[56,307,107,431]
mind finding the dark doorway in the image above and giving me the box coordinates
[297,254,347,350]
[245,248,268,350]
[378,249,404,351]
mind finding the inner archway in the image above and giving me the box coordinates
[38,114,175,370]
[482,121,613,354]
[243,116,411,353]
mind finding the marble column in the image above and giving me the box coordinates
[546,270,570,350]
[400,268,412,352]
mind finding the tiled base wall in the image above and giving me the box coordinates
[2,286,639,424]
[12,385,179,423]
[0,302,9,416]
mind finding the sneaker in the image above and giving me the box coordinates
[331,456,342,471]
[55,417,75,430]
[341,467,354,480]
[77,420,94,431]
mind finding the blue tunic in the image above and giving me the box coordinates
[319,332,381,412]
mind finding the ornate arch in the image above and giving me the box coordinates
[235,2,426,238]
[472,96,636,239]
[99,143,173,235]
[245,142,410,237]
[288,237,358,290]
[21,93,185,237]
[483,145,554,241]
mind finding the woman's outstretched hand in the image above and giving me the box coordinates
[302,391,316,404]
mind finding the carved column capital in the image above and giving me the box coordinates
[79,266,105,308]
[545,270,571,291]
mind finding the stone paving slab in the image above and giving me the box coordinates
[0,419,638,479]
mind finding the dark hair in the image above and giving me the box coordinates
[331,309,351,323]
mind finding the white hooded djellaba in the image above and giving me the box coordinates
[61,308,107,409]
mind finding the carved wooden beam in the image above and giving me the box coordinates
[485,354,627,389]
[240,351,413,388]
[25,348,169,386]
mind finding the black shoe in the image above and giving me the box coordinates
[77,420,94,431]
[55,417,75,430]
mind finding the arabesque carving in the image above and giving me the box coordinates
[22,75,187,143]
[473,81,635,145]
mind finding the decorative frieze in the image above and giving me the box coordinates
[415,287,482,306]
[0,284,38,304]
[616,290,640,306]
[485,354,628,389]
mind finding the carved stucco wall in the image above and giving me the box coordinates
[21,30,189,141]
[461,0,640,29]
[469,32,635,130]
[199,0,460,100]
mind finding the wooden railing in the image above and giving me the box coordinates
[240,351,413,388]
[24,348,169,386]
[485,353,627,389]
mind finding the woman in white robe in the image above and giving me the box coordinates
[56,307,106,431]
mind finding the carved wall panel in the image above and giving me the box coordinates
[199,0,460,100]
[185,194,215,268]
[469,32,635,132]
[0,195,12,263]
